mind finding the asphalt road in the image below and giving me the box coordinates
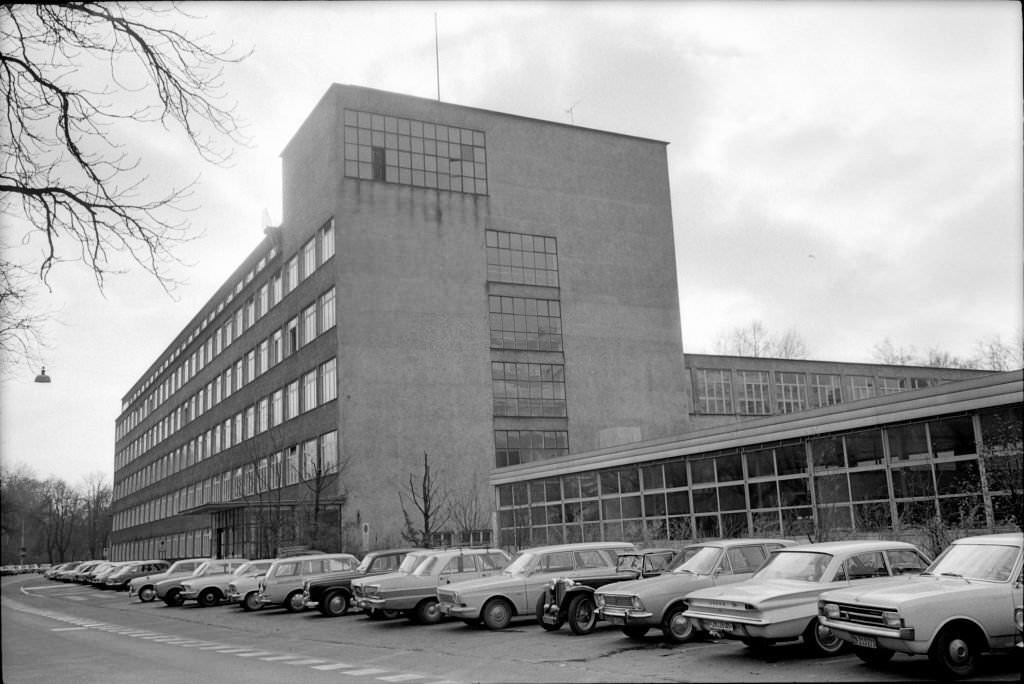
[2,574,1020,683]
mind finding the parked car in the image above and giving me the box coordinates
[88,561,125,586]
[683,540,931,656]
[70,560,104,582]
[254,553,359,612]
[45,562,80,580]
[303,548,415,616]
[353,547,511,624]
[128,558,207,602]
[819,532,1023,678]
[538,547,679,635]
[437,541,637,630]
[180,559,274,607]
[595,538,795,642]
[227,568,270,611]
[103,560,170,591]
[53,561,86,581]
[158,558,249,606]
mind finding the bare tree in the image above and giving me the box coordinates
[714,320,808,359]
[80,472,112,559]
[0,2,249,366]
[979,408,1023,532]
[448,470,491,546]
[973,334,1024,371]
[0,259,49,375]
[399,452,451,548]
[871,338,918,365]
[41,478,80,562]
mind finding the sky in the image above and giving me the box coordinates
[1,1,1021,487]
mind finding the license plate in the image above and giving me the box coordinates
[849,634,877,649]
[439,605,451,615]
[706,620,733,632]
[542,612,559,625]
[607,615,625,626]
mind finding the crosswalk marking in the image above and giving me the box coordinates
[311,663,353,671]
[378,675,426,682]
[259,654,304,662]
[233,651,275,658]
[285,658,329,666]
[51,627,87,631]
[343,669,389,676]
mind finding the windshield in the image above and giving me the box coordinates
[193,562,211,576]
[752,551,832,582]
[397,553,429,574]
[923,543,1020,582]
[503,551,536,575]
[413,556,440,576]
[672,546,721,575]
[165,561,190,573]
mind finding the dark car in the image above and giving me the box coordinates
[103,560,170,591]
[303,548,416,616]
[539,548,679,634]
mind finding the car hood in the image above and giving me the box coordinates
[441,572,525,595]
[153,572,198,587]
[820,574,1002,607]
[597,571,711,596]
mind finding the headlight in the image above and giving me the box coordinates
[595,594,605,608]
[631,596,643,611]
[181,583,191,592]
[881,611,903,629]
[1014,607,1023,631]
[822,603,840,619]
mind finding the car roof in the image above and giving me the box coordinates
[269,552,356,564]
[951,532,1023,545]
[418,547,503,559]
[688,538,796,549]
[777,540,919,553]
[520,541,636,554]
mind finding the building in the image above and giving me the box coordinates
[109,84,689,560]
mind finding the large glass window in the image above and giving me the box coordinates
[495,430,569,467]
[302,239,316,280]
[809,373,842,407]
[319,218,335,263]
[737,370,770,415]
[845,429,884,466]
[694,369,732,414]
[889,423,929,461]
[485,230,558,286]
[320,287,336,331]
[848,375,874,400]
[303,371,317,412]
[320,358,337,403]
[929,415,975,457]
[344,110,487,194]
[491,362,566,417]
[775,371,806,414]
[303,304,317,345]
[488,295,562,351]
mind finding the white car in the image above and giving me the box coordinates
[819,532,1023,678]
[180,560,274,607]
[682,540,931,656]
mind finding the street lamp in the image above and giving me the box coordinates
[34,366,51,383]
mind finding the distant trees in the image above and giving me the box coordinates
[714,321,809,359]
[872,334,1023,370]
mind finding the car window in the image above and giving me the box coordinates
[575,550,607,569]
[483,552,508,570]
[274,561,298,578]
[540,552,574,573]
[755,551,832,582]
[371,555,397,572]
[846,551,888,579]
[886,548,929,574]
[325,557,354,572]
[727,546,767,574]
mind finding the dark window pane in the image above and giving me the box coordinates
[846,430,884,466]
[779,478,810,507]
[892,465,934,498]
[718,484,746,511]
[692,489,717,513]
[665,461,687,488]
[929,415,976,457]
[811,437,845,469]
[746,448,775,478]
[691,458,715,484]
[815,474,850,503]
[776,443,807,475]
[889,423,929,461]
[854,502,891,531]
[935,459,980,494]
[716,452,743,482]
[666,491,689,515]
[749,481,778,508]
[642,464,665,490]
[850,470,888,501]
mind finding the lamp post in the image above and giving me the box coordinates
[34,366,51,383]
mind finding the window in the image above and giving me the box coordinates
[302,439,317,479]
[344,109,488,195]
[257,398,268,434]
[246,350,255,383]
[271,389,283,427]
[494,430,569,467]
[271,273,282,305]
[286,256,299,293]
[302,239,316,280]
[737,370,770,415]
[848,375,874,401]
[694,369,732,414]
[319,219,335,263]
[303,371,317,412]
[285,381,299,419]
[491,362,566,417]
[271,330,282,365]
[485,230,557,286]
[303,304,317,345]
[488,295,562,351]
[257,283,269,318]
[320,431,338,474]
[320,287,336,331]
[257,340,268,375]
[285,318,299,356]
[285,446,299,485]
[775,372,806,414]
[244,406,255,439]
[320,358,337,403]
[809,374,842,408]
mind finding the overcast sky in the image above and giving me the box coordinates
[1,1,1021,486]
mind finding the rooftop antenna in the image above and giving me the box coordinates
[434,13,441,101]
[566,100,581,125]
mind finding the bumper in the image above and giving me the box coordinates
[683,609,803,641]
[438,601,479,620]
[597,607,656,627]
[225,591,242,603]
[179,591,199,600]
[819,618,922,654]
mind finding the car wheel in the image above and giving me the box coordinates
[197,588,220,607]
[481,598,513,630]
[662,604,696,644]
[928,626,978,679]
[321,591,350,617]
[163,588,184,607]
[138,586,156,603]
[414,598,441,625]
[622,625,650,640]
[284,590,305,613]
[854,646,895,664]
[536,594,563,631]
[242,592,262,612]
[803,619,845,656]
[567,594,598,635]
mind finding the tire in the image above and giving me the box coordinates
[414,598,441,625]
[567,594,598,635]
[854,646,895,664]
[368,608,400,621]
[622,625,650,640]
[481,598,513,630]
[320,591,350,617]
[163,588,184,607]
[662,604,696,644]
[197,587,220,607]
[242,592,262,612]
[928,626,978,679]
[284,590,305,613]
[537,594,563,631]
[138,585,156,603]
[802,619,845,657]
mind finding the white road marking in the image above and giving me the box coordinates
[233,651,275,658]
[285,658,329,666]
[259,655,305,662]
[377,675,426,682]
[343,669,389,676]
[51,627,87,632]
[311,663,353,671]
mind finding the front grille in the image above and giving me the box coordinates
[831,603,887,627]
[603,595,634,610]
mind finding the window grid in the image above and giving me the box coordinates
[491,362,567,417]
[738,370,770,415]
[485,230,558,287]
[495,430,569,467]
[695,369,732,414]
[488,295,562,351]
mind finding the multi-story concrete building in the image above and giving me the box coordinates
[109,84,689,560]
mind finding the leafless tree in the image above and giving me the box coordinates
[41,477,80,562]
[0,258,49,375]
[448,470,491,546]
[871,338,918,365]
[979,408,1023,532]
[973,334,1024,371]
[714,320,808,359]
[0,2,249,366]
[399,452,451,548]
[80,471,111,559]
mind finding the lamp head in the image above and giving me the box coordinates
[34,367,51,383]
